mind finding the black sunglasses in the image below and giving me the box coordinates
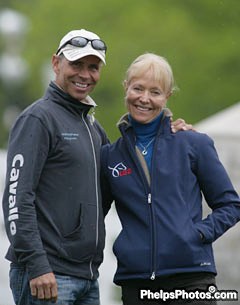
[56,36,107,55]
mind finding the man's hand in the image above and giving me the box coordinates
[30,272,58,303]
[171,118,194,133]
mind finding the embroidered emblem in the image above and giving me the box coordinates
[61,133,79,140]
[108,162,132,177]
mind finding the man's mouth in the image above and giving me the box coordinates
[74,82,89,89]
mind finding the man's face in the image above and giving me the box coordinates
[52,55,102,101]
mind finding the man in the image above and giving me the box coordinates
[2,29,191,305]
[2,29,108,305]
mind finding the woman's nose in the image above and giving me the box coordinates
[140,91,150,103]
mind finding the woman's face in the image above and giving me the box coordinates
[125,71,170,124]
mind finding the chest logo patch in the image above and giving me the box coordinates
[108,162,132,177]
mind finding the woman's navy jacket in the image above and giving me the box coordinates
[101,112,240,284]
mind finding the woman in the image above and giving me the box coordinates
[101,53,240,305]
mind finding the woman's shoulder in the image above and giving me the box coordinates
[175,129,213,143]
[172,131,215,155]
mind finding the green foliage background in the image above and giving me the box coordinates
[0,0,239,145]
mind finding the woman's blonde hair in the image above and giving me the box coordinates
[125,53,177,95]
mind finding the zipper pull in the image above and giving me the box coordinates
[150,271,155,280]
[148,193,152,204]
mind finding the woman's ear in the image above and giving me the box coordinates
[166,91,173,99]
[123,80,128,91]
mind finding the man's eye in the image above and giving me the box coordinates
[70,62,81,68]
[90,65,99,71]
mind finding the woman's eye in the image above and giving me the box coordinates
[152,90,162,95]
[134,87,142,91]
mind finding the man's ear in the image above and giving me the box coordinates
[52,54,61,74]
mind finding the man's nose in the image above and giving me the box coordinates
[78,67,90,78]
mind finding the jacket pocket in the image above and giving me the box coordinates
[113,230,151,274]
[157,221,213,270]
[57,202,98,263]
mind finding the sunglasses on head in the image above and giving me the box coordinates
[56,36,107,55]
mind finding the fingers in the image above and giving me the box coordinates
[30,284,37,298]
[51,285,58,303]
[171,118,194,133]
[30,272,58,302]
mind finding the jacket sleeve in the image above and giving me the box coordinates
[100,144,114,217]
[2,114,52,279]
[193,134,240,243]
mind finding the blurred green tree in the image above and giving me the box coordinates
[0,0,239,146]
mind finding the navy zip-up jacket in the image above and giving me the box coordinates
[101,112,240,284]
[2,82,109,280]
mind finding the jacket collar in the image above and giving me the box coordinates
[45,81,97,116]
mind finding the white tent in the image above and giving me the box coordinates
[195,101,240,137]
[195,101,240,193]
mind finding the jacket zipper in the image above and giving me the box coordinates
[126,133,157,281]
[148,193,156,280]
[82,113,99,279]
[148,132,162,281]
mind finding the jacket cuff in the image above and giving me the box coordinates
[26,254,52,280]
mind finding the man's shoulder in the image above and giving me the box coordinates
[20,97,53,118]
